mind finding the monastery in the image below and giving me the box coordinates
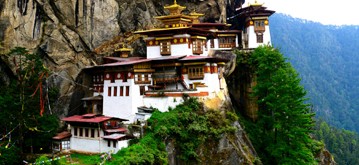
[53,0,275,154]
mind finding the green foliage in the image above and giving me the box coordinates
[0,146,20,165]
[313,119,359,164]
[71,153,101,165]
[33,155,67,165]
[111,98,237,164]
[271,14,359,133]
[236,46,317,164]
[0,47,59,163]
[111,133,166,165]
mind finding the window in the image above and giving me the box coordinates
[254,20,265,32]
[85,128,89,137]
[74,127,78,136]
[126,86,130,96]
[219,37,236,48]
[256,33,263,43]
[113,141,117,148]
[107,140,111,147]
[137,74,142,81]
[120,86,124,96]
[140,86,145,96]
[135,74,151,84]
[79,128,83,137]
[113,86,117,96]
[91,129,95,138]
[160,40,171,55]
[188,66,204,80]
[210,39,214,48]
[108,87,111,97]
[62,141,70,150]
[192,39,203,54]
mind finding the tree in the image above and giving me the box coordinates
[237,46,317,164]
[0,47,59,163]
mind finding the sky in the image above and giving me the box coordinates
[245,0,359,25]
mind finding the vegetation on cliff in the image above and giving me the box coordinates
[0,47,59,164]
[236,46,320,164]
[109,98,239,164]
[271,13,359,133]
[313,119,359,164]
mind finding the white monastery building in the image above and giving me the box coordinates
[55,0,275,154]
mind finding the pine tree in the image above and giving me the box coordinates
[246,46,317,164]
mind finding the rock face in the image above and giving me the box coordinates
[0,0,336,164]
[0,0,239,115]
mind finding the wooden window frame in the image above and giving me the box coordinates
[120,86,124,96]
[108,87,111,97]
[254,20,265,32]
[256,33,263,43]
[91,129,95,138]
[140,86,145,96]
[160,40,171,55]
[126,86,130,96]
[79,128,83,137]
[113,86,117,96]
[188,66,204,80]
[85,128,89,137]
[74,127,78,136]
[113,141,117,148]
[192,39,203,55]
[210,39,215,48]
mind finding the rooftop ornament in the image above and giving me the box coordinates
[164,0,186,15]
[189,9,204,24]
[249,0,264,7]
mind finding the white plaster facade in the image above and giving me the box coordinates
[103,79,144,122]
[69,125,129,153]
[143,96,184,112]
[246,25,272,49]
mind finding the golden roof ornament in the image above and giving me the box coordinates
[189,9,204,24]
[189,9,204,17]
[164,0,186,15]
[116,43,132,52]
[249,0,264,7]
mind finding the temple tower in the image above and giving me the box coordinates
[236,0,275,49]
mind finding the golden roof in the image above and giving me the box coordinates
[115,43,132,52]
[116,48,132,52]
[164,0,186,15]
[189,10,204,17]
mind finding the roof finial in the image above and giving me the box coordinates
[249,0,263,7]
[174,0,177,5]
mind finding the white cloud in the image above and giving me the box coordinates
[257,0,359,25]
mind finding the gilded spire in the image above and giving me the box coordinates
[164,0,186,15]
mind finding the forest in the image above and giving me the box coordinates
[270,13,359,164]
[270,13,359,133]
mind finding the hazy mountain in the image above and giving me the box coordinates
[270,13,359,132]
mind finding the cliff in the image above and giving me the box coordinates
[0,0,335,164]
[0,0,241,116]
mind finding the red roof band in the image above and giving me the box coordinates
[62,114,128,123]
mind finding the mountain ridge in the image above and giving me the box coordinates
[270,13,359,132]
